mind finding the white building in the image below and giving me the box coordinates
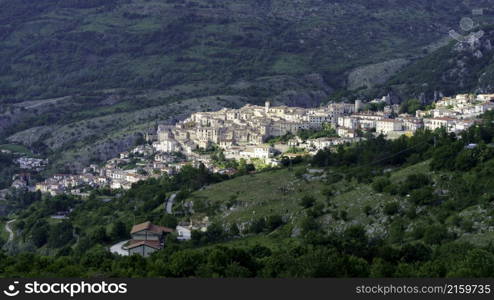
[398,117,423,132]
[176,226,192,241]
[337,127,357,138]
[423,117,456,132]
[376,119,403,134]
[337,116,358,129]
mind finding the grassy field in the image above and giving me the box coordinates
[389,160,431,181]
[185,162,402,237]
[184,158,494,247]
[0,221,8,242]
[0,144,33,156]
[203,230,300,251]
[187,165,328,223]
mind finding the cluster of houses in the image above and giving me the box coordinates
[418,94,494,133]
[35,151,180,196]
[15,157,48,171]
[28,93,494,196]
[153,101,367,163]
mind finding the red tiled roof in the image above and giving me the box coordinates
[127,240,162,250]
[130,221,175,234]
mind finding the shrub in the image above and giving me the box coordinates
[372,177,391,193]
[384,202,400,216]
[300,195,316,208]
[409,187,435,206]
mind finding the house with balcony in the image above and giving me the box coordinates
[127,221,175,257]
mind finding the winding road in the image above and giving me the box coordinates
[165,193,176,214]
[110,240,129,256]
[5,219,15,242]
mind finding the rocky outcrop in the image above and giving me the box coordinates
[230,73,334,108]
[273,90,329,108]
[377,27,494,102]
[347,58,410,91]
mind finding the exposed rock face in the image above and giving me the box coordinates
[40,95,248,172]
[230,73,334,108]
[347,58,410,91]
[273,90,329,108]
[444,31,494,92]
[0,96,75,138]
[377,28,494,103]
[7,126,54,147]
[55,133,141,173]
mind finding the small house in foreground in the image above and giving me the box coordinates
[127,221,174,257]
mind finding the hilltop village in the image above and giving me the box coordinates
[14,93,494,196]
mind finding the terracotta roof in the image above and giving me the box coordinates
[127,240,162,250]
[130,221,175,234]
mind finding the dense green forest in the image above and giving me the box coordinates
[3,0,494,277]
[0,0,479,101]
[1,0,494,175]
[2,111,494,277]
[374,25,494,100]
[0,152,19,189]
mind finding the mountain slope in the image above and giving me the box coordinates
[3,0,492,102]
[366,26,494,102]
[5,110,494,277]
[1,0,494,171]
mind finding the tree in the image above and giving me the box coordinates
[266,215,283,231]
[456,249,494,277]
[372,177,391,193]
[249,218,266,234]
[423,224,451,245]
[383,202,400,216]
[229,223,240,237]
[31,221,49,247]
[400,243,432,263]
[205,223,225,243]
[161,215,178,229]
[430,145,461,171]
[47,221,74,248]
[224,262,252,277]
[370,258,395,277]
[400,99,422,114]
[110,221,128,241]
[342,225,369,258]
[454,150,478,171]
[312,150,332,167]
[409,187,435,206]
[389,219,406,244]
[400,173,431,195]
[168,250,202,277]
[300,217,319,234]
[300,195,316,209]
[92,226,109,244]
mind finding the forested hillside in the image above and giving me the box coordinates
[0,0,483,101]
[368,26,494,102]
[1,0,493,172]
[3,111,494,277]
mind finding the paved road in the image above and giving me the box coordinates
[110,240,129,256]
[5,219,15,242]
[166,193,176,214]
